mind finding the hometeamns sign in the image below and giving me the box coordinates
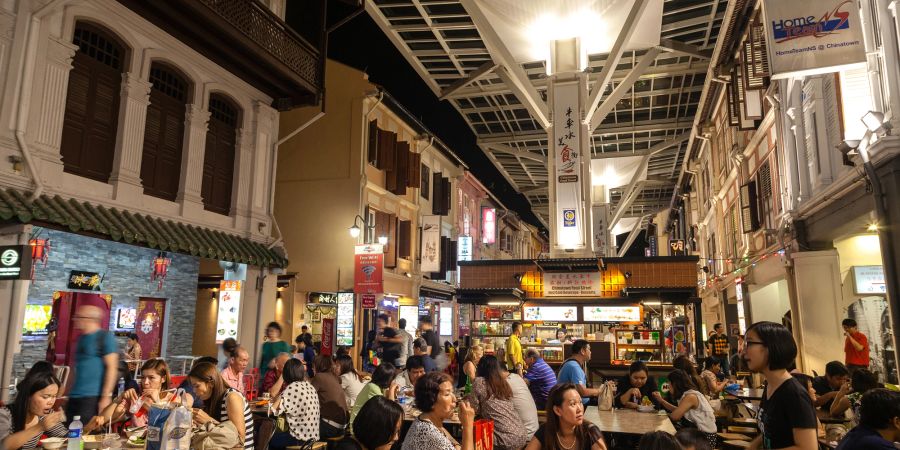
[762,0,865,79]
[552,81,586,250]
[354,244,384,294]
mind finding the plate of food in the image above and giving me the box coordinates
[40,437,67,449]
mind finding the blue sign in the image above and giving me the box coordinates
[563,209,576,227]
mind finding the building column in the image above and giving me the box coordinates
[790,250,844,373]
[247,101,278,236]
[0,224,32,403]
[30,36,77,186]
[110,72,152,200]
[177,103,211,218]
[874,153,900,383]
[237,266,278,366]
[233,128,252,224]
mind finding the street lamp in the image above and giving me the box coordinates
[378,235,389,246]
[348,214,388,245]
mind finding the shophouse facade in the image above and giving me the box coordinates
[0,0,325,397]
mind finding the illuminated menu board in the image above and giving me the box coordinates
[523,306,577,322]
[582,306,641,322]
[216,281,241,343]
[336,293,354,347]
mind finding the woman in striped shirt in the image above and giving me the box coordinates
[0,371,67,450]
[188,362,254,449]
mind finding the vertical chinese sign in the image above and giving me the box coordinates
[216,280,242,344]
[421,215,441,272]
[552,81,586,250]
[354,244,384,294]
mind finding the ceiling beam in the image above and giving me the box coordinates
[439,62,499,100]
[656,38,713,60]
[589,47,661,132]
[617,215,649,257]
[478,119,691,144]
[460,0,550,129]
[485,143,547,163]
[585,0,650,121]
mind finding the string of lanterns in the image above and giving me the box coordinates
[699,247,788,290]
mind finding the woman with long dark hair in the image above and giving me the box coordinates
[350,363,398,426]
[270,359,320,449]
[466,355,526,450]
[336,355,366,408]
[0,371,67,450]
[524,383,606,450]
[188,362,254,449]
[652,370,717,448]
[673,355,709,397]
[615,361,660,410]
[344,396,404,450]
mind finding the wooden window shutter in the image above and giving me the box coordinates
[376,129,396,171]
[438,236,451,275]
[385,214,398,268]
[142,64,188,201]
[398,220,412,258]
[441,177,451,215]
[449,240,458,267]
[389,141,409,195]
[202,94,238,215]
[367,120,378,166]
[740,181,760,233]
[421,165,431,199]
[407,152,421,188]
[374,210,389,246]
[726,83,740,127]
[432,172,443,215]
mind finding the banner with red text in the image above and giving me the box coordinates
[354,244,384,294]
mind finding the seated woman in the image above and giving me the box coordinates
[830,368,880,425]
[699,357,727,396]
[270,359,320,449]
[467,355,527,450]
[0,371,67,450]
[188,362,254,450]
[86,359,186,432]
[350,363,398,427]
[337,355,367,408]
[615,361,660,410]
[460,345,483,388]
[652,370,717,449]
[343,396,404,450]
[401,371,475,450]
[674,355,709,397]
[524,383,607,450]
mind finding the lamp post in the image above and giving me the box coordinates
[348,214,388,245]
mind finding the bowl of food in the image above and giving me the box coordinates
[82,433,118,449]
[123,426,146,441]
[637,405,655,413]
[40,437,67,449]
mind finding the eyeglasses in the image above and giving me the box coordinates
[745,340,766,347]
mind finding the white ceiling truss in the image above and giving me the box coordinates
[365,0,728,225]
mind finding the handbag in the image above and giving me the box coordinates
[274,412,290,433]
[191,420,241,450]
[597,381,616,411]
[147,390,191,450]
[474,419,494,450]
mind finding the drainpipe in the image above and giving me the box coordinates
[13,0,68,199]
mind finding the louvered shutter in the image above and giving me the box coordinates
[142,65,187,201]
[740,181,760,233]
[407,152,421,188]
[202,95,238,215]
[398,220,412,258]
[368,120,378,166]
[421,165,431,199]
[385,214,398,268]
[376,130,396,171]
[389,141,409,195]
[432,172,443,215]
[441,177,451,215]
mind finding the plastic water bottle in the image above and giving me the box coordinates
[66,416,83,450]
[117,377,125,396]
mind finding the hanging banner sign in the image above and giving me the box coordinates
[552,81,586,250]
[458,235,473,262]
[216,280,242,344]
[354,244,384,294]
[482,208,496,244]
[421,215,441,272]
[592,205,610,256]
[320,318,335,356]
[360,293,377,309]
[543,272,602,297]
[761,0,866,79]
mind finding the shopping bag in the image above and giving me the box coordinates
[191,420,241,450]
[597,381,616,411]
[146,393,191,450]
[474,419,494,450]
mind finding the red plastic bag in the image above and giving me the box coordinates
[474,419,494,450]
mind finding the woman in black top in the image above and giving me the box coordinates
[524,383,607,450]
[337,396,403,450]
[743,321,817,450]
[615,361,660,409]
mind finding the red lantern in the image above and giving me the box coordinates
[150,252,171,290]
[29,238,50,279]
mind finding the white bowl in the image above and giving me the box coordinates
[40,437,67,449]
[637,405,655,413]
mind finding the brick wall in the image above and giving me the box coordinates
[12,227,200,380]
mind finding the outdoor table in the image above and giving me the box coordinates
[403,406,461,424]
[725,388,765,401]
[583,408,676,435]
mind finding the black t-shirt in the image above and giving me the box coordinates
[380,327,401,363]
[613,375,661,409]
[758,377,818,449]
[812,376,837,410]
[422,329,441,358]
[532,423,601,450]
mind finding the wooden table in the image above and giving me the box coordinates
[403,406,461,425]
[584,408,676,435]
[726,388,765,401]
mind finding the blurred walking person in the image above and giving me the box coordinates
[67,305,118,422]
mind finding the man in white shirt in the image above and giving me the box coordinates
[505,368,539,436]
[396,318,414,369]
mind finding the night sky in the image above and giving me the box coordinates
[288,2,545,232]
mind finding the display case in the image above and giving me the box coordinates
[469,320,517,354]
[522,342,564,364]
[613,329,665,363]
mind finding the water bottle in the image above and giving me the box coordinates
[66,416,83,450]
[117,377,125,396]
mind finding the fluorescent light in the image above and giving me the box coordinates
[642,300,661,306]
[487,300,521,306]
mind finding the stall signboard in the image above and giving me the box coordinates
[440,306,453,336]
[336,293,354,347]
[669,239,685,256]
[458,235,473,261]
[543,272,602,297]
[422,216,441,272]
[354,244,384,294]
[524,306,578,322]
[67,270,103,290]
[309,292,338,305]
[761,0,866,79]
[482,208,496,244]
[321,318,334,356]
[582,306,642,322]
[853,265,885,294]
[592,204,610,256]
[0,245,31,280]
[553,81,586,250]
[360,293,376,309]
[215,280,241,344]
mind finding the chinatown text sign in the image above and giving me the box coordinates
[543,272,602,297]
[552,81,586,249]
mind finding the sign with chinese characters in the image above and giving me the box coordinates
[543,272,602,297]
[0,245,31,280]
[309,292,338,305]
[67,270,102,290]
[524,306,578,322]
[592,205,609,256]
[216,280,242,344]
[852,265,885,295]
[762,0,866,79]
[336,293,354,347]
[361,293,377,309]
[421,216,441,272]
[458,235,473,262]
[583,306,642,322]
[320,318,334,356]
[669,239,686,256]
[354,244,384,294]
[552,81,586,249]
[482,208,496,244]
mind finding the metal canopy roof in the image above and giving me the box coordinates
[366,0,727,227]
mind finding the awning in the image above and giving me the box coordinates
[456,288,524,305]
[0,188,287,268]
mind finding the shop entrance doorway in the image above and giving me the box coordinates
[136,298,167,359]
[49,292,112,367]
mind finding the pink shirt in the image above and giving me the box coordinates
[221,366,244,392]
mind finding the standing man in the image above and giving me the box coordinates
[556,339,601,406]
[221,346,249,392]
[396,318,414,369]
[300,325,313,344]
[375,314,402,368]
[523,348,557,409]
[708,323,731,375]
[67,305,119,422]
[842,318,870,372]
[418,316,443,368]
[505,322,524,376]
